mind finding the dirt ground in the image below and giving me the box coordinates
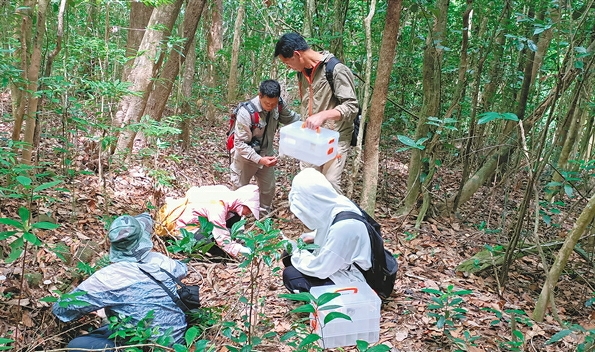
[0,116,593,351]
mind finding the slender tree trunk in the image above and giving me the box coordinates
[347,0,375,199]
[227,1,245,102]
[112,0,183,155]
[330,0,349,60]
[359,0,403,214]
[11,0,35,144]
[180,39,197,151]
[21,0,49,165]
[204,0,223,123]
[402,0,449,214]
[533,192,595,321]
[303,0,315,37]
[143,0,206,123]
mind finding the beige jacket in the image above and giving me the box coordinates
[298,52,359,143]
[233,96,300,164]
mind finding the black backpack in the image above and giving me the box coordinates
[332,208,398,299]
[324,57,363,147]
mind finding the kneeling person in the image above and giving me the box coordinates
[282,168,371,293]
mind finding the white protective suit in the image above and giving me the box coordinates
[288,168,371,285]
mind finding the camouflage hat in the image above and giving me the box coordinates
[108,213,154,262]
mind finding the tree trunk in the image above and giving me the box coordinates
[533,192,595,322]
[20,0,49,165]
[330,0,349,60]
[303,0,315,38]
[359,0,403,214]
[347,0,375,199]
[179,39,197,151]
[203,0,223,123]
[402,0,449,214]
[112,0,183,155]
[11,0,35,144]
[143,0,206,123]
[227,1,245,102]
[121,2,153,80]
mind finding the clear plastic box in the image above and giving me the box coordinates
[279,121,339,166]
[309,282,381,348]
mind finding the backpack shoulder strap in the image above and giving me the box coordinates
[242,100,260,126]
[332,210,387,267]
[139,266,188,312]
[325,56,341,95]
[278,96,284,113]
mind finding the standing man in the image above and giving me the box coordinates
[274,32,359,193]
[230,79,300,215]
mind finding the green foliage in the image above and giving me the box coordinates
[422,285,472,330]
[108,311,174,348]
[0,206,60,263]
[481,307,533,351]
[166,218,216,257]
[477,112,519,125]
[40,290,90,308]
[76,255,110,276]
[546,324,595,352]
[0,337,14,351]
[396,135,428,152]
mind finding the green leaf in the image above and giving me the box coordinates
[185,326,199,346]
[290,304,316,314]
[32,221,59,230]
[298,333,320,348]
[280,330,297,341]
[16,175,32,186]
[323,311,351,324]
[39,296,58,303]
[33,180,62,192]
[18,207,30,222]
[397,135,418,148]
[0,231,18,240]
[278,292,314,302]
[501,113,519,121]
[318,304,342,311]
[316,292,340,306]
[0,218,24,229]
[564,184,573,197]
[23,231,42,245]
[421,288,443,295]
[477,112,500,124]
[356,340,370,350]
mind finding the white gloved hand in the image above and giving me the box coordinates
[238,246,252,256]
[300,231,316,244]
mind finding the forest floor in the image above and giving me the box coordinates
[0,112,594,352]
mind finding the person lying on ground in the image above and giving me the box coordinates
[156,184,260,258]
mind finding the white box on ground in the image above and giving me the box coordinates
[309,282,381,348]
[279,121,339,166]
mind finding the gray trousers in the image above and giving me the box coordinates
[230,157,275,209]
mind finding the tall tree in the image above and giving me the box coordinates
[143,0,207,123]
[112,0,183,155]
[402,0,449,214]
[15,0,50,165]
[203,0,223,123]
[227,1,246,102]
[359,0,403,214]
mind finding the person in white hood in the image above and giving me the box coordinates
[282,168,372,292]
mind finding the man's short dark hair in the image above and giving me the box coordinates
[274,32,310,58]
[259,79,281,98]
